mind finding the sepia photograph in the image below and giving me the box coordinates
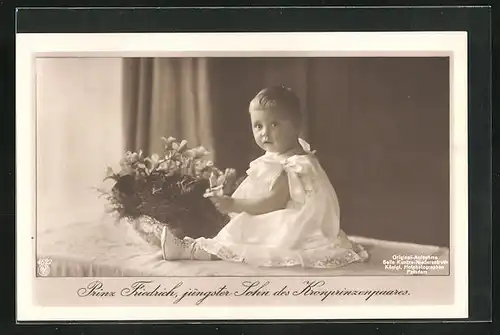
[16,31,469,320]
[34,55,451,278]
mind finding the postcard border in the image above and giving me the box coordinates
[16,31,469,321]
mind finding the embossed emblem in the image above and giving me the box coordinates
[37,258,52,277]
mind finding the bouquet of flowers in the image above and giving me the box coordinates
[99,137,242,241]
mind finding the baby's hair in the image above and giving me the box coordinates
[249,86,302,127]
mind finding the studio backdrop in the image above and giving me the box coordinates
[121,57,450,247]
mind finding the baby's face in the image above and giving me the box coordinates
[249,108,299,154]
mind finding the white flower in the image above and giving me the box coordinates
[157,161,170,171]
[150,153,160,163]
[184,146,210,159]
[144,153,162,173]
[173,139,188,153]
[161,136,177,149]
[120,151,140,168]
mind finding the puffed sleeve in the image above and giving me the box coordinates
[283,155,317,204]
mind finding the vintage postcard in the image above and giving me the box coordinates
[16,31,468,321]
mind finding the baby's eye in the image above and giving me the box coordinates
[271,122,278,127]
[254,124,263,130]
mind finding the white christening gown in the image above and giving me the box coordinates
[195,138,369,268]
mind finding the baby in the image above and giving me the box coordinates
[161,86,368,268]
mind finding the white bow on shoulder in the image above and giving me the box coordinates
[298,138,316,155]
[246,138,317,204]
[282,153,315,204]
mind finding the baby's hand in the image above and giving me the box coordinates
[207,195,235,214]
[203,185,223,198]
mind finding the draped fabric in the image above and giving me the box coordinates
[121,57,311,173]
[120,57,450,247]
[122,58,216,159]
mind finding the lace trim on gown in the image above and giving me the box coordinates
[196,231,369,268]
[195,138,369,269]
